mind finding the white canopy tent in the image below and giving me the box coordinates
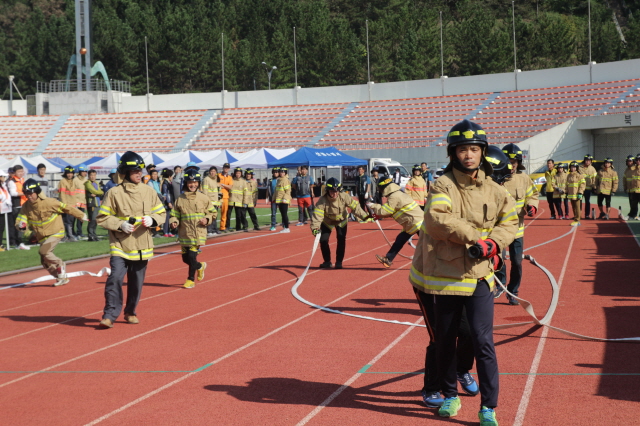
[88,152,125,173]
[230,148,296,169]
[25,155,64,173]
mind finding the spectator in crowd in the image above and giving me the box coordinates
[594,157,618,220]
[355,165,371,215]
[244,168,260,231]
[566,161,586,227]
[544,159,557,219]
[406,164,428,210]
[221,167,248,232]
[32,163,52,198]
[73,164,88,238]
[578,155,597,219]
[202,166,221,236]
[370,167,382,205]
[392,168,402,185]
[160,168,175,237]
[274,167,292,233]
[309,177,369,269]
[85,169,104,241]
[410,120,517,424]
[7,165,27,248]
[97,151,166,329]
[58,166,79,241]
[623,155,639,221]
[218,163,233,232]
[0,169,11,250]
[266,167,280,231]
[103,169,119,195]
[16,179,87,286]
[421,162,433,191]
[293,165,314,225]
[552,163,569,220]
[142,164,156,185]
[169,169,215,289]
[494,143,539,305]
[172,166,183,201]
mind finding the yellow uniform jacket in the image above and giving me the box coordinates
[170,191,216,246]
[503,172,539,239]
[594,168,618,195]
[58,177,83,207]
[310,192,368,230]
[273,176,292,204]
[229,177,248,207]
[369,183,423,235]
[578,164,597,190]
[565,171,586,200]
[405,175,428,206]
[202,175,221,207]
[17,194,84,243]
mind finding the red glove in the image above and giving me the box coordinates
[370,212,380,221]
[491,254,502,271]
[526,205,537,217]
[474,238,498,258]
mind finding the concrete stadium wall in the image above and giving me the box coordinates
[0,99,27,116]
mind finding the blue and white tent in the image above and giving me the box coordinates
[267,146,366,168]
[231,148,296,169]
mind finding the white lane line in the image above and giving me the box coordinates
[297,315,423,425]
[83,244,392,425]
[512,223,578,426]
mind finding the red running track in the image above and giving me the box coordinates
[1,203,639,425]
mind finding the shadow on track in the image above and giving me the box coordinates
[1,315,100,327]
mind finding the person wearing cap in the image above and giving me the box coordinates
[594,158,618,220]
[494,143,539,305]
[103,168,119,195]
[16,179,86,286]
[266,167,280,231]
[32,163,52,198]
[624,154,640,220]
[309,177,369,269]
[84,169,104,241]
[218,163,233,232]
[406,164,428,210]
[273,167,292,233]
[202,166,221,236]
[370,167,382,205]
[72,164,88,238]
[410,120,517,424]
[578,155,597,219]
[7,165,27,248]
[169,169,216,289]
[292,165,314,226]
[566,161,586,226]
[160,168,175,237]
[244,168,260,231]
[58,166,81,241]
[551,163,569,220]
[96,151,166,329]
[0,169,11,250]
[221,167,248,232]
[142,164,156,185]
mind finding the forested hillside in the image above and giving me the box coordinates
[2,0,640,97]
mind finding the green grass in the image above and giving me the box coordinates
[0,207,300,274]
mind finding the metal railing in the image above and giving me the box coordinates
[36,79,131,93]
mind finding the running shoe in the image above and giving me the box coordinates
[197,262,207,281]
[319,262,333,269]
[124,315,139,324]
[494,287,504,299]
[53,277,69,287]
[479,406,498,426]
[438,396,461,417]
[295,222,304,226]
[550,215,556,220]
[507,295,520,305]
[421,390,444,408]
[375,254,392,268]
[457,372,479,396]
[570,220,581,226]
[183,279,195,289]
[254,227,260,231]
[334,262,343,269]
[270,226,276,231]
[598,212,606,219]
[99,318,113,329]
[18,243,30,250]
[281,228,290,233]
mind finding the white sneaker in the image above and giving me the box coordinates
[635,217,640,221]
[281,228,290,233]
[18,243,30,250]
[53,277,69,287]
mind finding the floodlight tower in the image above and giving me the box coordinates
[75,0,92,90]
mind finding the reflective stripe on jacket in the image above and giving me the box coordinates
[503,172,539,239]
[409,167,518,296]
[405,176,427,206]
[578,164,597,190]
[73,176,87,208]
[369,183,423,234]
[202,176,221,206]
[274,176,291,204]
[169,191,216,246]
[17,193,84,243]
[58,177,82,206]
[310,192,368,230]
[552,172,568,198]
[595,168,618,195]
[96,182,166,261]
[229,177,248,206]
[565,172,586,200]
[628,166,640,193]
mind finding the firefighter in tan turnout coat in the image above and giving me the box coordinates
[409,119,517,424]
[170,169,216,289]
[96,151,166,329]
[16,179,86,287]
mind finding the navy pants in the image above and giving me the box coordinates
[413,288,474,393]
[74,207,85,236]
[435,279,499,407]
[546,192,556,217]
[495,237,524,296]
[320,222,347,263]
[103,256,148,321]
[270,202,278,227]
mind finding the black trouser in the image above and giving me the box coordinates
[413,288,474,393]
[207,207,219,233]
[246,207,259,229]
[103,256,148,321]
[87,205,99,239]
[0,212,8,247]
[495,236,523,296]
[8,206,21,246]
[74,207,85,236]
[435,279,499,407]
[320,222,347,263]
[227,204,246,230]
[387,231,413,262]
[597,193,611,208]
[277,203,289,228]
[63,212,75,239]
[546,192,556,217]
[583,189,592,218]
[629,192,640,217]
[164,209,173,235]
[553,197,569,217]
[181,246,202,281]
[358,193,367,212]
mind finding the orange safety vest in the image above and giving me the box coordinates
[218,173,233,199]
[11,177,27,205]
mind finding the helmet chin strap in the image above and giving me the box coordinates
[452,156,484,173]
